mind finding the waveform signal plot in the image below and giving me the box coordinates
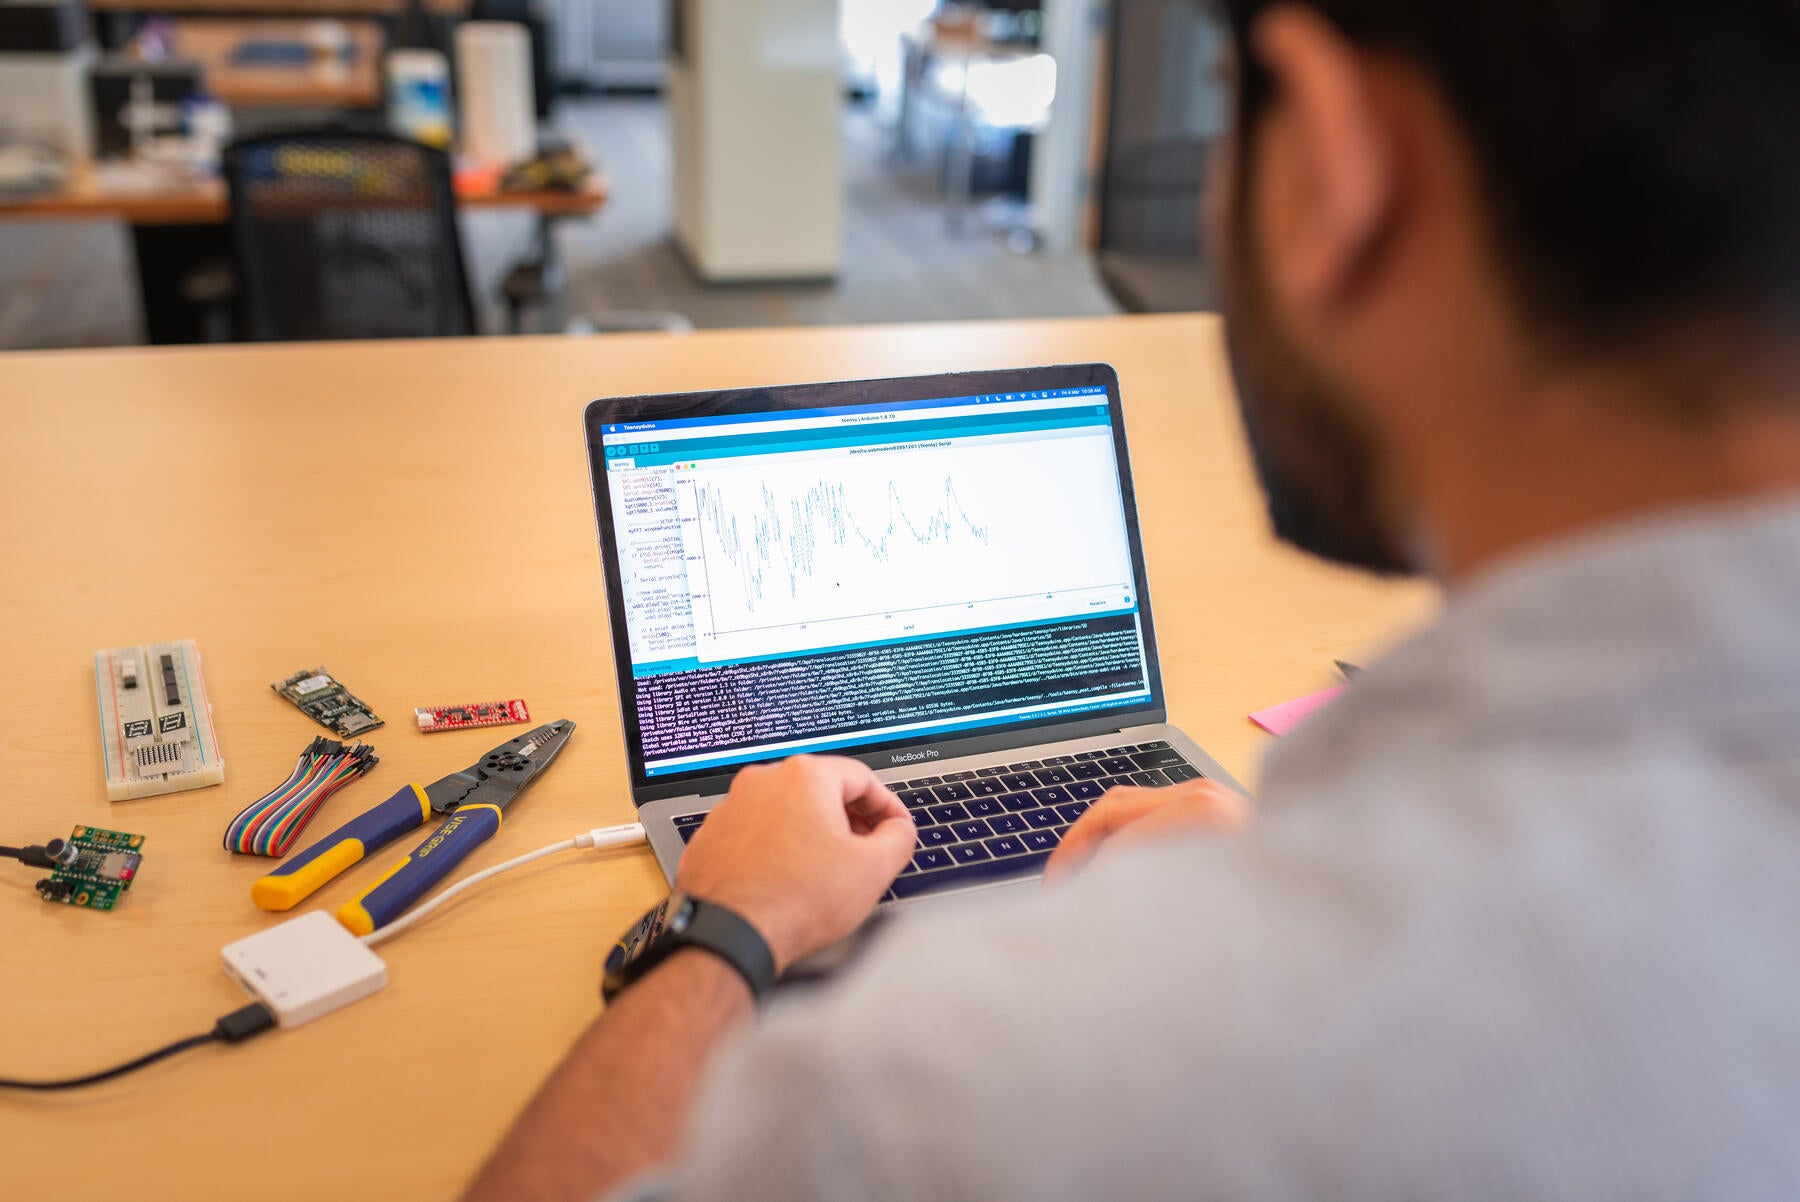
[694,474,989,622]
[681,433,1138,657]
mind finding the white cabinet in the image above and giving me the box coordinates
[668,0,842,281]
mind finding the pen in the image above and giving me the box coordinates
[1335,660,1364,681]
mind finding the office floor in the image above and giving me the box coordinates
[0,98,1117,350]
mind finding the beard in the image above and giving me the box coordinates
[1218,189,1417,577]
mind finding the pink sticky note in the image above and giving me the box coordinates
[1248,686,1345,736]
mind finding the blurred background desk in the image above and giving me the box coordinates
[0,157,606,223]
[0,160,606,341]
[85,0,467,15]
[1,1,1243,352]
[1,0,595,341]
[135,18,385,110]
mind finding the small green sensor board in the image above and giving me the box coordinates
[272,666,385,737]
[37,826,146,911]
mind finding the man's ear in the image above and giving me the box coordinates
[1248,5,1394,310]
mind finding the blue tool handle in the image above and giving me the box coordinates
[335,804,502,935]
[250,784,431,911]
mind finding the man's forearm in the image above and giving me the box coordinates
[463,950,755,1202]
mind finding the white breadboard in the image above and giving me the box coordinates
[94,639,225,800]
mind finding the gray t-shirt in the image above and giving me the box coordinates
[640,499,1800,1200]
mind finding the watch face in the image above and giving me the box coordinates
[666,892,696,935]
[603,892,777,1005]
[604,895,671,975]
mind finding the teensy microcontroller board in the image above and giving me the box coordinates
[95,640,224,800]
[272,667,384,737]
[415,698,531,733]
[37,826,146,911]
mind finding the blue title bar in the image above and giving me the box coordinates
[599,387,1107,438]
[604,406,1111,468]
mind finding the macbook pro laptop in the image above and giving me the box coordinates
[584,364,1245,913]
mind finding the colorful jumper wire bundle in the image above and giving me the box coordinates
[223,739,378,858]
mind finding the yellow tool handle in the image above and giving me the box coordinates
[250,784,432,911]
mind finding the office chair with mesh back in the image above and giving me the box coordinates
[223,130,478,341]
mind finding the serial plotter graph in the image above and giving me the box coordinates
[692,472,990,616]
[687,431,1131,660]
[607,390,1140,665]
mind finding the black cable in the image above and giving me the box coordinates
[1,843,58,869]
[1,1032,220,1091]
[0,1002,276,1091]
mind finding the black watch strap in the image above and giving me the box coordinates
[603,892,777,1004]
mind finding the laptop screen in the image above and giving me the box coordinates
[587,367,1165,789]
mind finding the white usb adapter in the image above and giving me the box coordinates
[221,911,388,1028]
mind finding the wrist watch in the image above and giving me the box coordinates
[602,891,777,1004]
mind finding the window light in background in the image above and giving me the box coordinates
[929,51,1057,130]
[842,0,940,92]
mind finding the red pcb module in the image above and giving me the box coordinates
[414,699,531,733]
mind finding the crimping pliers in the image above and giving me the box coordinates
[251,719,576,934]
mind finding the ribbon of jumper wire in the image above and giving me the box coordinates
[224,739,379,857]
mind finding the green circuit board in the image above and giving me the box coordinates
[38,826,145,911]
[272,667,384,737]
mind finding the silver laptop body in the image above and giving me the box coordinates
[584,364,1245,915]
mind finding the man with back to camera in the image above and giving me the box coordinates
[468,1,1800,1198]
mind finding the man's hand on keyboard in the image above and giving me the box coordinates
[675,755,917,973]
[1044,779,1252,883]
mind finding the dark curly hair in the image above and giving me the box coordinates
[1219,0,1800,347]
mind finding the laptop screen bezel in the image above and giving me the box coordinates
[583,363,1171,803]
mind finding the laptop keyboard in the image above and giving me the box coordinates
[669,742,1203,903]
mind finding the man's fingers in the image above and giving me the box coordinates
[863,810,920,874]
[848,798,915,836]
[1103,788,1251,851]
[771,755,908,834]
[785,754,907,827]
[790,755,901,815]
[1045,780,1251,882]
[1045,787,1162,880]
[844,779,907,827]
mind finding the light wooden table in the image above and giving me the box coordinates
[0,315,1435,1200]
